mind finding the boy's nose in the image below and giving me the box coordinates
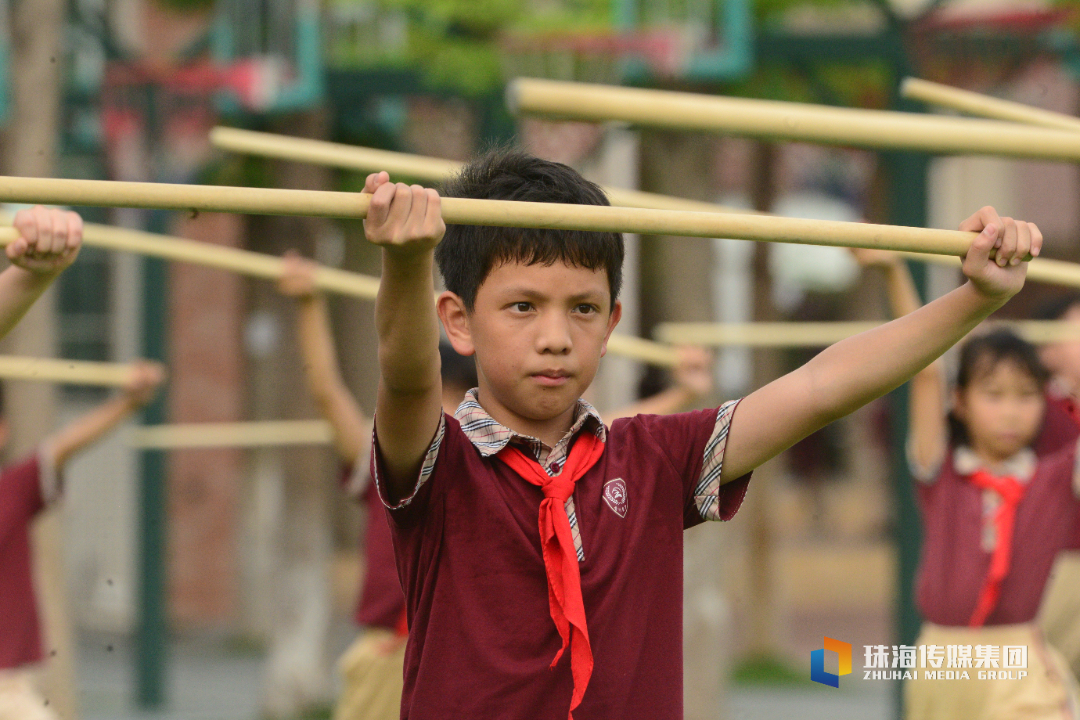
[535,313,572,354]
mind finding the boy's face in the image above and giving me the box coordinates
[440,260,621,433]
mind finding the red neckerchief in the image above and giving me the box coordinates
[498,432,605,720]
[966,469,1028,627]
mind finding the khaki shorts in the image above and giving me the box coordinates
[905,623,1080,720]
[333,628,407,720]
[1040,551,1080,682]
[0,668,58,720]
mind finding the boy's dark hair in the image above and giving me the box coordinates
[1033,292,1080,322]
[435,148,624,311]
[947,329,1049,445]
[440,340,478,392]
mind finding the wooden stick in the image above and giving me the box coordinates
[901,77,1080,133]
[211,130,1080,289]
[0,219,672,367]
[0,175,997,255]
[0,223,381,301]
[128,420,333,449]
[210,127,754,217]
[0,355,139,386]
[656,320,1080,347]
[894,251,1080,289]
[507,78,1080,162]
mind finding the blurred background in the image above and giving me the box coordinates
[4,0,1080,718]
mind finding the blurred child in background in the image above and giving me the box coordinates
[857,250,1080,718]
[0,361,164,720]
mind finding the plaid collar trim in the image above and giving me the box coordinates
[953,446,1038,483]
[454,388,607,464]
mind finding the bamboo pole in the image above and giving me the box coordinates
[0,355,140,386]
[212,130,1080,290]
[655,320,1080,347]
[128,420,333,449]
[210,126,754,216]
[892,251,1080,289]
[0,224,381,300]
[0,174,1001,255]
[0,221,673,367]
[507,78,1080,162]
[901,77,1080,133]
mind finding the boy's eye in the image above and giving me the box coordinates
[575,303,598,314]
[512,302,532,312]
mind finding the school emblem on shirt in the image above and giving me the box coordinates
[603,478,628,518]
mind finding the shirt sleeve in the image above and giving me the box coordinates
[906,438,943,484]
[0,454,45,548]
[371,413,446,519]
[692,399,752,522]
[632,400,752,525]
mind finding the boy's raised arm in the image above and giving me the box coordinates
[0,206,83,340]
[853,249,948,477]
[366,173,447,503]
[720,207,1038,483]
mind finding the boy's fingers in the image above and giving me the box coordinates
[6,237,26,261]
[423,189,443,238]
[31,205,53,254]
[1029,222,1043,258]
[996,217,1017,267]
[965,223,996,267]
[1010,221,1032,267]
[366,181,397,231]
[402,185,428,236]
[65,211,82,251]
[384,183,415,240]
[959,205,1002,235]
[51,209,70,256]
[13,208,36,246]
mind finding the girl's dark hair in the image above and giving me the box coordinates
[439,340,477,392]
[434,147,624,311]
[947,329,1050,445]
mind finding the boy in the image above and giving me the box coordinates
[275,252,716,720]
[0,361,164,720]
[367,148,1037,719]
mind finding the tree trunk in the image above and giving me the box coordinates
[247,110,335,719]
[639,129,730,720]
[1,1,76,717]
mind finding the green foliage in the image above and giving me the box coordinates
[151,0,215,12]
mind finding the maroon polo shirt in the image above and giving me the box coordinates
[1035,392,1080,457]
[341,464,406,632]
[0,455,47,670]
[915,445,1080,627]
[373,407,751,720]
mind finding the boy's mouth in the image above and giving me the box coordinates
[531,370,571,387]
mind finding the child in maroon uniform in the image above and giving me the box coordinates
[367,148,1037,720]
[856,251,1080,718]
[904,331,1080,718]
[276,251,716,720]
[0,362,163,720]
[1033,293,1080,682]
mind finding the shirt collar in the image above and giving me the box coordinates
[454,388,607,462]
[953,446,1037,483]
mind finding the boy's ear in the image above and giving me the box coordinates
[599,300,623,358]
[437,291,475,356]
